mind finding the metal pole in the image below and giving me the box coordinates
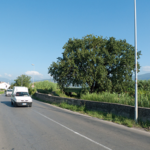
[134,0,138,123]
[21,75,22,86]
[33,65,35,85]
[31,64,34,86]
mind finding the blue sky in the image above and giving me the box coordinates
[0,0,150,82]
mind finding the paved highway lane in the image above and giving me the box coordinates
[0,94,150,150]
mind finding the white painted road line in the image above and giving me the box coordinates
[34,110,112,150]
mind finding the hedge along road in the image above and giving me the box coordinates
[0,94,150,150]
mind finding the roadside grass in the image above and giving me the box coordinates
[80,92,150,108]
[32,95,150,131]
[0,91,4,94]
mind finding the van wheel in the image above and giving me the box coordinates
[29,104,32,107]
[13,102,17,107]
[11,101,13,105]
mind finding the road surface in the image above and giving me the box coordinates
[0,94,150,150]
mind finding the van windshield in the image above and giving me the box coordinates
[7,90,12,92]
[16,92,29,96]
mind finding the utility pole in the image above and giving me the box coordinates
[21,76,22,86]
[31,64,35,87]
[134,0,138,123]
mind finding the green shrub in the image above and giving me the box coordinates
[29,87,37,96]
[34,81,57,92]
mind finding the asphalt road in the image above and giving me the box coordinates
[0,94,150,150]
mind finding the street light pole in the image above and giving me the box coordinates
[21,75,22,86]
[31,64,35,86]
[134,0,138,123]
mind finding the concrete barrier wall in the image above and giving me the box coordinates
[35,92,150,122]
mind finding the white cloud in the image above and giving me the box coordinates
[142,66,150,72]
[5,73,12,77]
[0,74,2,77]
[25,71,43,76]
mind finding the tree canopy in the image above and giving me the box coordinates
[48,35,141,93]
[14,74,31,87]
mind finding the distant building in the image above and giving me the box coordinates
[0,82,10,90]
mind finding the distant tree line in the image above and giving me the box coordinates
[48,34,141,93]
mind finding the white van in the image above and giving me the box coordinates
[5,89,13,96]
[11,86,32,107]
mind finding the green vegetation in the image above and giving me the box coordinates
[28,87,37,96]
[31,80,78,98]
[31,80,150,108]
[81,91,150,108]
[10,74,31,88]
[126,80,150,91]
[48,34,141,93]
[32,96,150,131]
[0,90,4,94]
[63,87,89,97]
[34,80,57,93]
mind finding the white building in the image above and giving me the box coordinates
[0,82,10,90]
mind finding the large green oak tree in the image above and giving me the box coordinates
[48,35,141,93]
